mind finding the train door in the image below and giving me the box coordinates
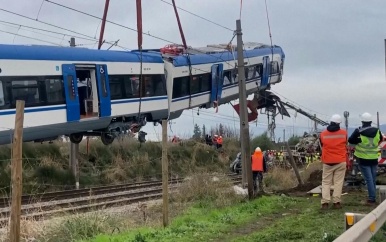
[62,64,111,121]
[95,64,111,117]
[210,64,224,106]
[262,56,271,87]
[62,64,80,122]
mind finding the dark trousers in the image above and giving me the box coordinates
[252,171,263,191]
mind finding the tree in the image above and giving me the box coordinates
[202,124,207,138]
[288,136,301,146]
[192,124,201,140]
[219,123,224,136]
[250,132,276,152]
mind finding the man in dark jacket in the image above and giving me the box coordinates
[348,112,383,206]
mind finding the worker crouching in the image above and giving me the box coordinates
[251,147,267,194]
[320,114,348,210]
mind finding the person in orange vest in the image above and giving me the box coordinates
[251,147,267,193]
[217,136,223,149]
[319,114,348,210]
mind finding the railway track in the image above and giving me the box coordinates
[0,173,242,227]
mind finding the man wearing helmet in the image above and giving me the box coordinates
[348,112,383,206]
[251,147,267,193]
[320,114,348,209]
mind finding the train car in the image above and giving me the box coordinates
[0,44,168,145]
[161,42,285,119]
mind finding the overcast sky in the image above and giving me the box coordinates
[1,0,385,142]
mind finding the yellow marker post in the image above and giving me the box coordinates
[369,221,376,233]
[345,213,355,228]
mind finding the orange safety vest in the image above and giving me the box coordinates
[217,137,223,144]
[251,151,263,171]
[320,129,347,164]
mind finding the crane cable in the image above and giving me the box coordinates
[264,0,274,85]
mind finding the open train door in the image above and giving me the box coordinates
[95,64,111,117]
[210,64,224,107]
[62,64,80,122]
[261,56,271,87]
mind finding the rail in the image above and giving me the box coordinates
[333,188,386,242]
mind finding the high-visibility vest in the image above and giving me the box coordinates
[320,129,347,164]
[217,137,223,145]
[251,151,263,171]
[354,127,381,160]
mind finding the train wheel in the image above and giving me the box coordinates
[101,132,114,145]
[69,133,83,144]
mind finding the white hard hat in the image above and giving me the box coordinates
[255,147,261,152]
[214,134,218,137]
[330,114,342,124]
[361,112,372,122]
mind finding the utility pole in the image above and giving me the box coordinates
[70,37,75,47]
[283,129,286,143]
[9,100,25,242]
[236,19,253,199]
[161,120,169,227]
[314,114,317,132]
[377,111,380,129]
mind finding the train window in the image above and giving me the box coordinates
[0,81,4,106]
[256,64,263,77]
[100,73,108,97]
[246,66,256,80]
[127,76,140,97]
[231,70,238,83]
[45,78,65,104]
[67,76,75,100]
[172,76,189,98]
[200,74,211,92]
[151,75,167,96]
[190,76,200,94]
[11,80,41,106]
[271,61,279,74]
[223,71,232,86]
[108,76,124,100]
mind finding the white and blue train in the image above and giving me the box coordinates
[0,42,285,145]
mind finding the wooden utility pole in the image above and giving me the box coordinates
[285,142,303,186]
[70,143,79,189]
[314,114,317,132]
[236,19,253,199]
[161,120,169,227]
[9,100,25,242]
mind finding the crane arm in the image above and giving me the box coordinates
[280,101,329,126]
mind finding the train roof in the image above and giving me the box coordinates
[0,44,164,63]
[140,42,285,67]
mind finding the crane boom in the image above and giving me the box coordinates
[280,101,329,126]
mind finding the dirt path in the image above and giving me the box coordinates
[212,208,302,242]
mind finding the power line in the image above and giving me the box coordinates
[159,0,233,32]
[0,8,129,50]
[42,0,239,67]
[45,0,176,45]
[0,28,64,46]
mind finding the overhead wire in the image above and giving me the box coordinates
[0,8,129,50]
[0,28,64,46]
[159,0,233,32]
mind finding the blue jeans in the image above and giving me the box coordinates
[359,164,378,202]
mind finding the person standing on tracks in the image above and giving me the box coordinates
[320,114,348,209]
[348,112,382,206]
[251,147,267,193]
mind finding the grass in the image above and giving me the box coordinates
[76,188,386,242]
[0,138,234,194]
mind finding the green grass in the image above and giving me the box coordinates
[78,192,386,242]
[80,196,302,242]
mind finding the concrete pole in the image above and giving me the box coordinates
[236,19,253,199]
